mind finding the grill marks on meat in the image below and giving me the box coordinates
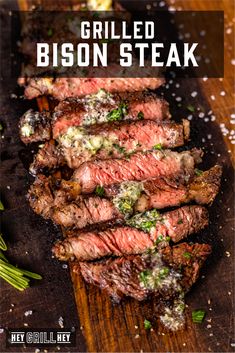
[74,243,211,302]
[20,75,165,100]
[53,91,171,139]
[73,149,202,193]
[52,205,208,261]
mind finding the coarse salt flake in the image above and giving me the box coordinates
[58,316,64,328]
[24,310,33,317]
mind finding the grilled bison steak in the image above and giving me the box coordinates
[28,166,220,228]
[30,119,189,173]
[29,141,65,176]
[19,91,170,144]
[53,90,171,139]
[19,73,165,100]
[52,205,209,261]
[75,242,211,303]
[73,148,202,193]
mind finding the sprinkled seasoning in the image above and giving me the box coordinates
[191,91,198,98]
[113,181,143,217]
[127,209,163,233]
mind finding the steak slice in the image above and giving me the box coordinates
[73,148,203,193]
[28,119,189,174]
[57,119,190,170]
[19,74,165,100]
[53,90,171,139]
[75,242,211,303]
[28,166,220,228]
[29,141,65,176]
[52,205,208,261]
[19,91,170,145]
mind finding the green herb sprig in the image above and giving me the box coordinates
[144,319,152,330]
[95,185,105,197]
[0,233,42,291]
[107,103,128,122]
[192,309,206,323]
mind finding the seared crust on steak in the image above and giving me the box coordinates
[29,141,65,175]
[74,242,211,302]
[19,109,52,144]
[28,165,221,228]
[52,205,208,261]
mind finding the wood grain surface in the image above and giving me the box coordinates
[0,0,234,352]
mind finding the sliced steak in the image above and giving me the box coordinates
[52,205,208,261]
[19,91,170,144]
[29,141,65,175]
[75,242,211,302]
[28,119,189,174]
[28,166,220,228]
[53,90,171,138]
[73,148,203,193]
[19,73,165,100]
[57,119,190,170]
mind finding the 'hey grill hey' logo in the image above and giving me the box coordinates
[7,328,76,347]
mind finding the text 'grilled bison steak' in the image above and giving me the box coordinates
[19,90,171,144]
[52,205,208,261]
[27,165,220,228]
[73,148,203,193]
[19,72,165,100]
[29,119,190,173]
[75,242,211,303]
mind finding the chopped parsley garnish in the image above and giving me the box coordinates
[177,219,183,224]
[155,235,171,246]
[144,319,152,330]
[183,252,192,259]
[153,143,163,151]
[118,199,133,213]
[139,270,152,287]
[127,209,163,233]
[47,28,53,37]
[113,143,126,154]
[137,111,144,120]
[187,105,195,112]
[159,267,170,278]
[0,200,4,211]
[195,168,203,176]
[192,309,206,323]
[95,186,105,197]
[107,103,128,122]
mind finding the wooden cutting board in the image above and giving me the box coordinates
[0,0,233,352]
